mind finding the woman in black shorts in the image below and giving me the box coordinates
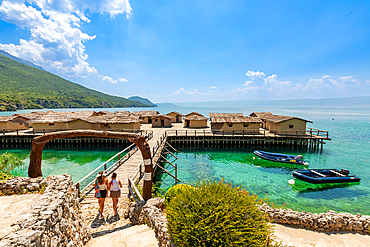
[95,171,108,219]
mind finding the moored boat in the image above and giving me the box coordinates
[292,169,361,184]
[254,150,308,165]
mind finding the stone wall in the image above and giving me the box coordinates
[0,176,46,195]
[0,174,91,247]
[125,198,174,247]
[258,204,370,233]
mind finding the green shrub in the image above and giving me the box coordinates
[166,180,270,247]
[165,184,194,204]
[0,172,14,181]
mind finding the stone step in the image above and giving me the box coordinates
[85,224,159,247]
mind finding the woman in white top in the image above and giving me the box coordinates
[95,171,108,219]
[108,172,122,215]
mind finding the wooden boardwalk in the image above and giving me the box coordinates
[80,126,167,205]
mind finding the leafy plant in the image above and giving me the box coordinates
[166,179,271,247]
[165,183,194,204]
[0,152,23,173]
[0,172,14,180]
[152,181,167,198]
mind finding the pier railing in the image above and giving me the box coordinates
[74,131,153,199]
[128,133,167,202]
[165,128,330,139]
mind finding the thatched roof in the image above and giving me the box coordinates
[250,112,312,123]
[102,116,141,124]
[184,115,208,121]
[15,112,46,120]
[264,115,312,123]
[210,114,261,124]
[113,111,131,116]
[95,111,113,116]
[209,113,244,118]
[153,115,173,120]
[0,115,19,122]
[185,112,204,117]
[28,114,72,124]
[167,111,183,116]
[131,111,159,117]
[249,112,273,119]
[77,116,140,124]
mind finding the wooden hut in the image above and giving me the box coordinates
[210,113,261,133]
[101,116,141,132]
[28,115,71,132]
[166,112,183,123]
[0,116,29,131]
[250,112,312,135]
[249,112,273,128]
[131,111,159,124]
[184,112,208,128]
[152,115,173,128]
[67,118,99,130]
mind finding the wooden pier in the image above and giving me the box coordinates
[165,128,330,151]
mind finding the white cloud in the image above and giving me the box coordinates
[298,75,360,92]
[118,78,128,83]
[245,71,265,78]
[366,80,370,84]
[171,88,201,95]
[209,86,217,90]
[101,76,117,84]
[0,0,131,77]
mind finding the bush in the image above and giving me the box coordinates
[166,180,270,247]
[0,172,14,180]
[165,184,194,204]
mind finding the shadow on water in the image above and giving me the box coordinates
[291,181,368,200]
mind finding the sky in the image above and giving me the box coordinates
[0,0,370,103]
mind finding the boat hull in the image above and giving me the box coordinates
[292,169,361,184]
[254,150,307,165]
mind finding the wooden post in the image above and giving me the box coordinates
[175,163,178,185]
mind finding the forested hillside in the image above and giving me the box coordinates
[0,55,151,111]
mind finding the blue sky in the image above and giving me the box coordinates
[0,0,370,103]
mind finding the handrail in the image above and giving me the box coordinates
[74,131,153,198]
[74,143,135,186]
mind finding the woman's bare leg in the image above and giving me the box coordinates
[99,198,105,218]
[113,198,118,214]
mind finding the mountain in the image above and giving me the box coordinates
[0,49,45,71]
[0,54,152,111]
[128,96,157,107]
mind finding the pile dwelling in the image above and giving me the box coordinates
[0,111,329,150]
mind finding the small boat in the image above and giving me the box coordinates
[292,169,361,184]
[254,150,308,165]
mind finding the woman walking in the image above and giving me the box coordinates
[95,171,108,219]
[109,172,122,215]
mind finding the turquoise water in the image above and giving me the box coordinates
[0,149,122,186]
[1,103,370,214]
[155,110,370,215]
